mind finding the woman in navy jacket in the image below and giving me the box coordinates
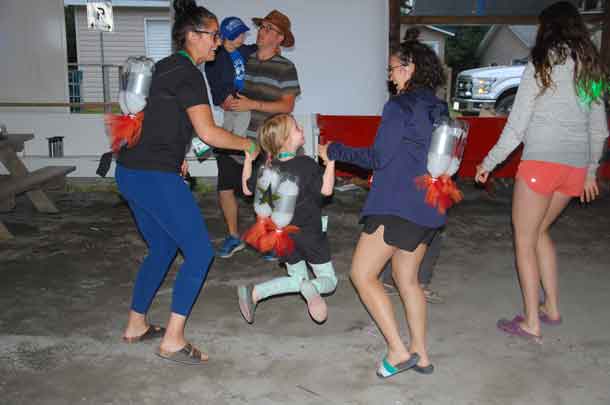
[319,29,448,379]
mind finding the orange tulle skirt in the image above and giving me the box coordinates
[105,112,144,153]
[415,174,463,215]
[242,216,274,247]
[243,217,299,257]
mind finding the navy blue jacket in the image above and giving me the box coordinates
[328,88,449,229]
[204,44,257,106]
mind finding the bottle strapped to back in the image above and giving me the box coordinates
[105,56,155,153]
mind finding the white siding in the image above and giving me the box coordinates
[480,27,529,67]
[145,19,171,62]
[74,7,169,103]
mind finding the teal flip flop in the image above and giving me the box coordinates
[376,353,420,379]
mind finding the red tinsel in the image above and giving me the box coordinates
[242,216,274,247]
[258,225,300,257]
[415,174,463,215]
[105,112,144,153]
[242,216,300,257]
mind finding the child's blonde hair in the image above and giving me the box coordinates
[257,114,293,159]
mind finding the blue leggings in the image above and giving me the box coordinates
[115,164,214,317]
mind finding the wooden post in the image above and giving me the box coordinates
[0,146,60,214]
[601,0,610,70]
[389,0,401,50]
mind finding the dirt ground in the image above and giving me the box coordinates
[1,178,609,405]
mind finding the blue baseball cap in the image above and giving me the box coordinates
[220,16,249,41]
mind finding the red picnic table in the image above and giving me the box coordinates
[317,115,610,181]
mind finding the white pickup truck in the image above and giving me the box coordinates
[452,63,526,115]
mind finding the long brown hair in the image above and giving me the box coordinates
[531,1,607,101]
[391,28,446,94]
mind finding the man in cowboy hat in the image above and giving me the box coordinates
[228,9,299,138]
[219,9,301,260]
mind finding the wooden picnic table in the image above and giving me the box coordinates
[0,133,75,239]
[0,133,34,152]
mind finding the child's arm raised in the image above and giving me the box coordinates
[320,161,335,196]
[319,149,335,196]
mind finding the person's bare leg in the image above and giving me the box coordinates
[350,227,414,366]
[391,244,429,366]
[159,312,208,361]
[512,179,553,337]
[536,192,572,321]
[123,310,149,338]
[218,189,239,236]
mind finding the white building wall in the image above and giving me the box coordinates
[200,0,389,116]
[0,0,68,104]
[0,111,308,178]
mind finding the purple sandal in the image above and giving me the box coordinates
[539,311,562,326]
[514,312,563,326]
[497,316,542,343]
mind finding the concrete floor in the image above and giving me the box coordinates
[1,179,609,405]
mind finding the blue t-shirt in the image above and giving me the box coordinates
[229,50,246,92]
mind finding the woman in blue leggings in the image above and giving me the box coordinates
[116,0,257,365]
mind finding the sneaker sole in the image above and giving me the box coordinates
[218,243,246,259]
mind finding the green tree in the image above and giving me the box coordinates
[446,26,490,76]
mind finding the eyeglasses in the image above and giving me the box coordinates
[387,64,406,73]
[259,23,283,35]
[193,29,220,41]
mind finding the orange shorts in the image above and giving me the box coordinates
[515,160,586,197]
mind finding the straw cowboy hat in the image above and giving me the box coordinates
[252,10,295,47]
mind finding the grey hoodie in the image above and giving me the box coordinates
[481,59,608,179]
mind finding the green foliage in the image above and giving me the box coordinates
[192,180,214,194]
[444,26,491,95]
[66,181,119,194]
[446,26,490,74]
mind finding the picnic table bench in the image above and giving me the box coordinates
[0,133,75,239]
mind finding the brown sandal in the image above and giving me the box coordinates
[122,324,165,344]
[156,343,208,365]
[423,288,444,304]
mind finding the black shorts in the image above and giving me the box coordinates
[216,152,243,192]
[362,215,438,252]
[283,230,332,265]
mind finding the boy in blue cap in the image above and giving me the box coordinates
[205,16,257,258]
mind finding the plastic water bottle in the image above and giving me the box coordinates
[192,137,210,158]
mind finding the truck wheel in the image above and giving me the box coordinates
[495,93,516,115]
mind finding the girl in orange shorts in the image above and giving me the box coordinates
[475,1,608,342]
[515,160,586,198]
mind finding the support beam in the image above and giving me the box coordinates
[389,0,401,49]
[601,0,610,69]
[401,14,604,25]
